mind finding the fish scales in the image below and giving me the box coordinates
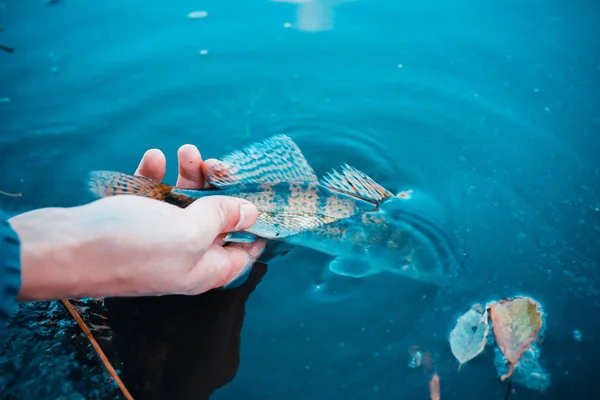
[87,134,459,286]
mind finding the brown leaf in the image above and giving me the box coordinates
[488,296,544,381]
[449,303,490,369]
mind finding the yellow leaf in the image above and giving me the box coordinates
[489,296,544,381]
[449,303,490,369]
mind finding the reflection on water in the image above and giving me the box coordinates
[1,0,599,399]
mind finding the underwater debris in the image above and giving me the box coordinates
[0,28,13,54]
[409,345,433,371]
[188,10,208,19]
[488,297,544,381]
[449,303,489,370]
[0,189,22,197]
[408,346,439,400]
[429,372,440,400]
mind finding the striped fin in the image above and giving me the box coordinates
[87,171,196,207]
[206,134,318,188]
[320,164,394,203]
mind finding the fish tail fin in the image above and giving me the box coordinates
[88,170,178,203]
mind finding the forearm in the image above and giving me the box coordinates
[9,203,139,301]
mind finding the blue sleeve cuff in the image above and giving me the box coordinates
[0,210,22,333]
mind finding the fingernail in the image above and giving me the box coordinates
[221,257,254,289]
[236,203,253,230]
[250,242,265,259]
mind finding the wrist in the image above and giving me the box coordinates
[11,197,197,301]
[9,206,96,301]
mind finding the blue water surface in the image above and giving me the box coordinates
[1,0,599,399]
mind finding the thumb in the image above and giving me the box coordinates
[187,195,259,237]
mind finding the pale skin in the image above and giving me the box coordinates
[9,144,266,302]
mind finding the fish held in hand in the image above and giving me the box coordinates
[88,135,376,240]
[88,134,458,285]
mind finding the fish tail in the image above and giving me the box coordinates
[87,171,195,207]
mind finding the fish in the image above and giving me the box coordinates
[87,134,458,285]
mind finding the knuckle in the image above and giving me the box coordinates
[216,198,233,229]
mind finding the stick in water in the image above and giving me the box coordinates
[60,299,134,400]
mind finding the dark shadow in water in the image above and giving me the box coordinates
[103,262,268,400]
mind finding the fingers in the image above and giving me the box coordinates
[203,158,237,186]
[187,195,259,238]
[134,149,166,180]
[189,240,267,293]
[176,144,205,189]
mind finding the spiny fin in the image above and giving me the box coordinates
[320,164,394,203]
[224,232,258,243]
[328,257,380,278]
[87,171,195,207]
[207,134,318,188]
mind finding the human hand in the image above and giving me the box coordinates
[12,145,265,301]
[131,144,266,290]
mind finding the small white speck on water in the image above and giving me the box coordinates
[283,22,292,28]
[544,106,551,113]
[188,11,208,19]
[199,49,208,55]
[397,63,403,68]
[534,88,540,93]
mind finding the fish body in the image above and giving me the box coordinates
[284,197,458,284]
[88,134,458,285]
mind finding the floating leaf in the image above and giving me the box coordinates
[449,303,490,370]
[488,296,544,381]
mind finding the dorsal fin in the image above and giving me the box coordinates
[206,134,318,188]
[320,164,394,203]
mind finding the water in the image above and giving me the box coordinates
[1,0,599,399]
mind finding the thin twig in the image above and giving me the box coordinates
[0,189,22,197]
[60,298,134,400]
